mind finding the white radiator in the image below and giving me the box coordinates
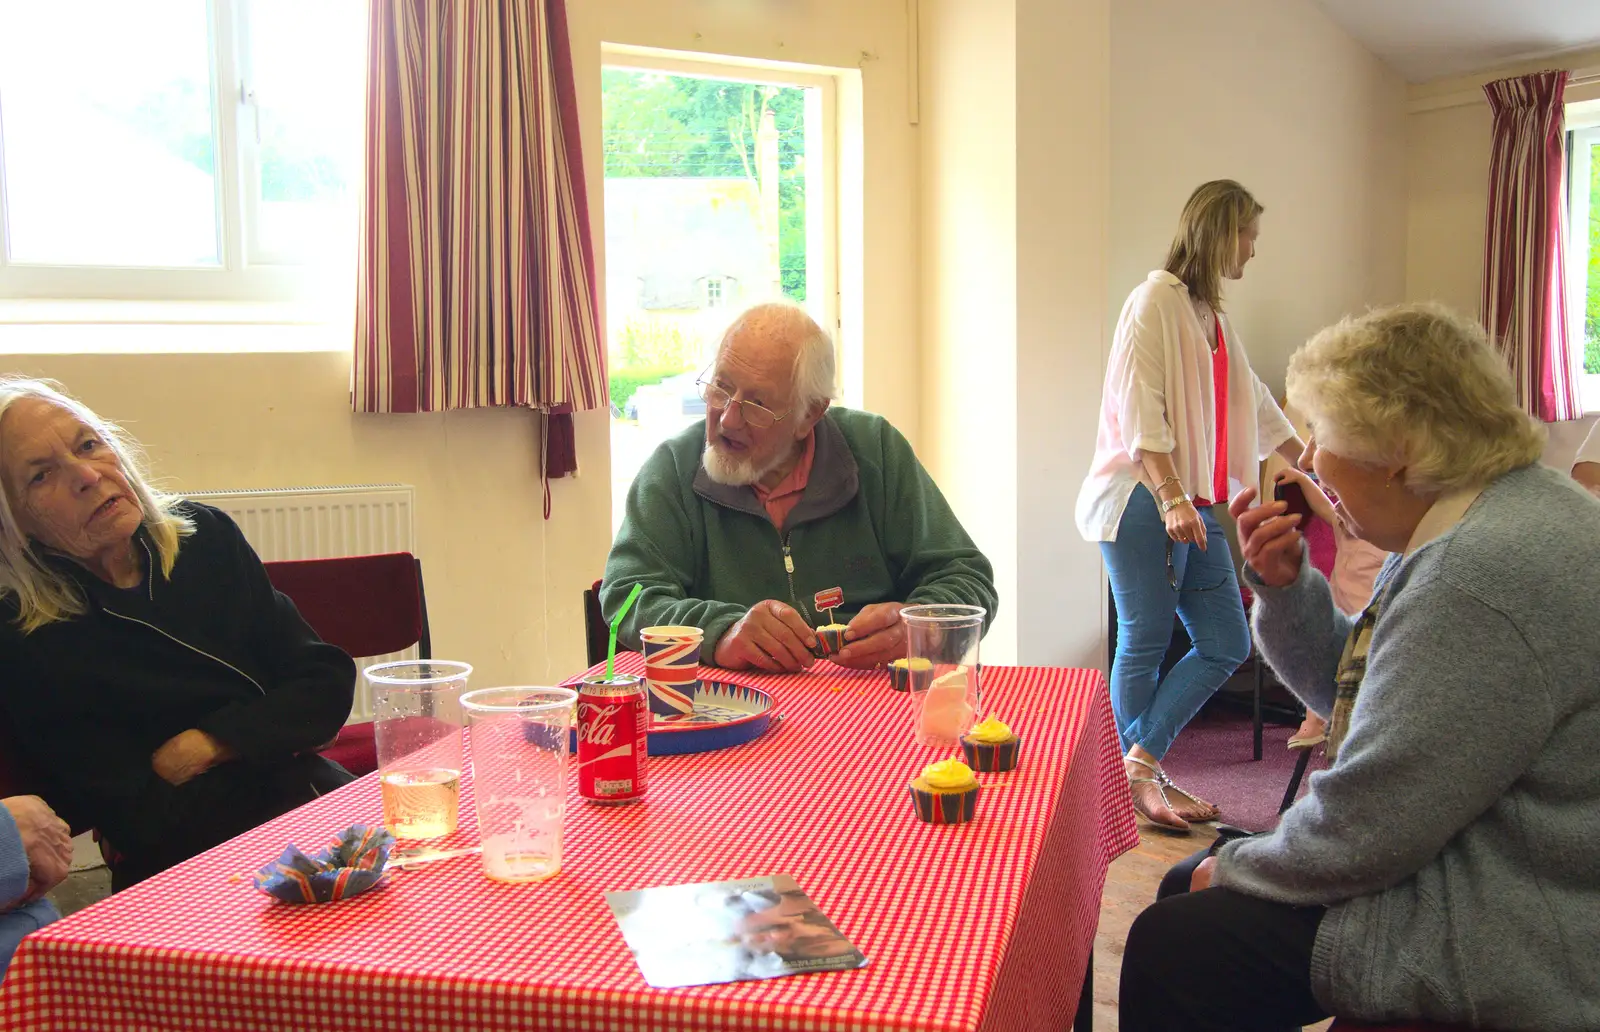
[182,484,419,721]
[181,484,415,562]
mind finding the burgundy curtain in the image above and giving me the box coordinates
[355,0,605,514]
[1481,70,1582,422]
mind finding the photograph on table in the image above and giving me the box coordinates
[606,873,868,988]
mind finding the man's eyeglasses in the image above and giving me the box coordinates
[697,380,791,430]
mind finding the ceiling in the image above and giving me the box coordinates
[1313,0,1600,82]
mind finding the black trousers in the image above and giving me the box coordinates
[110,754,355,892]
[1118,834,1331,1032]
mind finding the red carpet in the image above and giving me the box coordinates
[1158,709,1329,833]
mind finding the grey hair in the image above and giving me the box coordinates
[0,378,193,632]
[790,319,838,412]
[1286,303,1545,494]
[718,302,838,412]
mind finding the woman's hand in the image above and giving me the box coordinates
[1162,497,1208,550]
[152,729,233,786]
[1228,487,1304,588]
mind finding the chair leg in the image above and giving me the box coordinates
[1252,651,1264,762]
[1279,746,1315,814]
[1073,947,1093,1032]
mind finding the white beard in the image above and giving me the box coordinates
[702,443,768,486]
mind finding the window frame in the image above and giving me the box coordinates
[598,46,846,536]
[0,0,349,305]
[1566,106,1600,413]
[600,46,841,348]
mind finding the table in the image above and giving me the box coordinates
[0,659,1135,1031]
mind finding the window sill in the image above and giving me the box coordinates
[0,300,351,354]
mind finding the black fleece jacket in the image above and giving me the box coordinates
[0,503,355,870]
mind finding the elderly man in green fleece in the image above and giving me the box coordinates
[602,303,996,673]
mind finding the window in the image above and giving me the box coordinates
[0,0,365,304]
[601,50,838,533]
[1566,103,1600,412]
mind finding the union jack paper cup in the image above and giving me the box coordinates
[640,625,704,718]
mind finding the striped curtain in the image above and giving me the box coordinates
[1481,70,1582,422]
[355,0,606,504]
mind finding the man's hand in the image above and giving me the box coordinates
[833,602,908,669]
[1190,855,1217,892]
[1,795,72,903]
[1228,487,1304,589]
[152,729,233,787]
[713,601,817,673]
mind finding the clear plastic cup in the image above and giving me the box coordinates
[461,686,578,883]
[901,605,986,748]
[366,660,472,840]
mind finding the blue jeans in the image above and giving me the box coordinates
[1101,486,1250,760]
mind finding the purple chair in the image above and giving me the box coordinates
[263,553,432,777]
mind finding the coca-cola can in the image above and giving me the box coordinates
[576,674,649,804]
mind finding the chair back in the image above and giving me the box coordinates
[264,553,431,659]
[1329,1022,1477,1031]
[584,579,608,667]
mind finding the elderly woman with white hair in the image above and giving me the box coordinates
[0,379,356,890]
[1118,303,1600,1031]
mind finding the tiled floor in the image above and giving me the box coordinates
[46,864,110,917]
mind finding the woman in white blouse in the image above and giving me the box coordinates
[1076,180,1304,831]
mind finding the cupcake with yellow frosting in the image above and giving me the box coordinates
[908,757,980,824]
[961,716,1021,772]
[887,656,932,692]
[811,623,849,659]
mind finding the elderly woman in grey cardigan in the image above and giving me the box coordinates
[1118,303,1600,1032]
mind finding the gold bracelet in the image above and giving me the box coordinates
[1155,474,1183,496]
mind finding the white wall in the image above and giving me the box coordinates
[919,0,1112,668]
[1405,48,1600,460]
[1014,0,1112,668]
[1110,0,1409,396]
[919,0,1020,662]
[918,0,1407,669]
[0,0,922,691]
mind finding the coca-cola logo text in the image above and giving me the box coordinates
[577,702,622,745]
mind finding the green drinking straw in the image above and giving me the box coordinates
[606,583,643,680]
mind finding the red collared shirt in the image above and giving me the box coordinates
[752,430,817,530]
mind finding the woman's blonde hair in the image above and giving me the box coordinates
[1164,179,1263,311]
[1286,303,1546,494]
[0,378,193,632]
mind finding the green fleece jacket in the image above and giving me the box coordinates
[602,408,996,662]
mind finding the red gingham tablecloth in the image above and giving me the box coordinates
[0,659,1136,1032]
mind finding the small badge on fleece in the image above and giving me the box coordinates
[812,587,847,658]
